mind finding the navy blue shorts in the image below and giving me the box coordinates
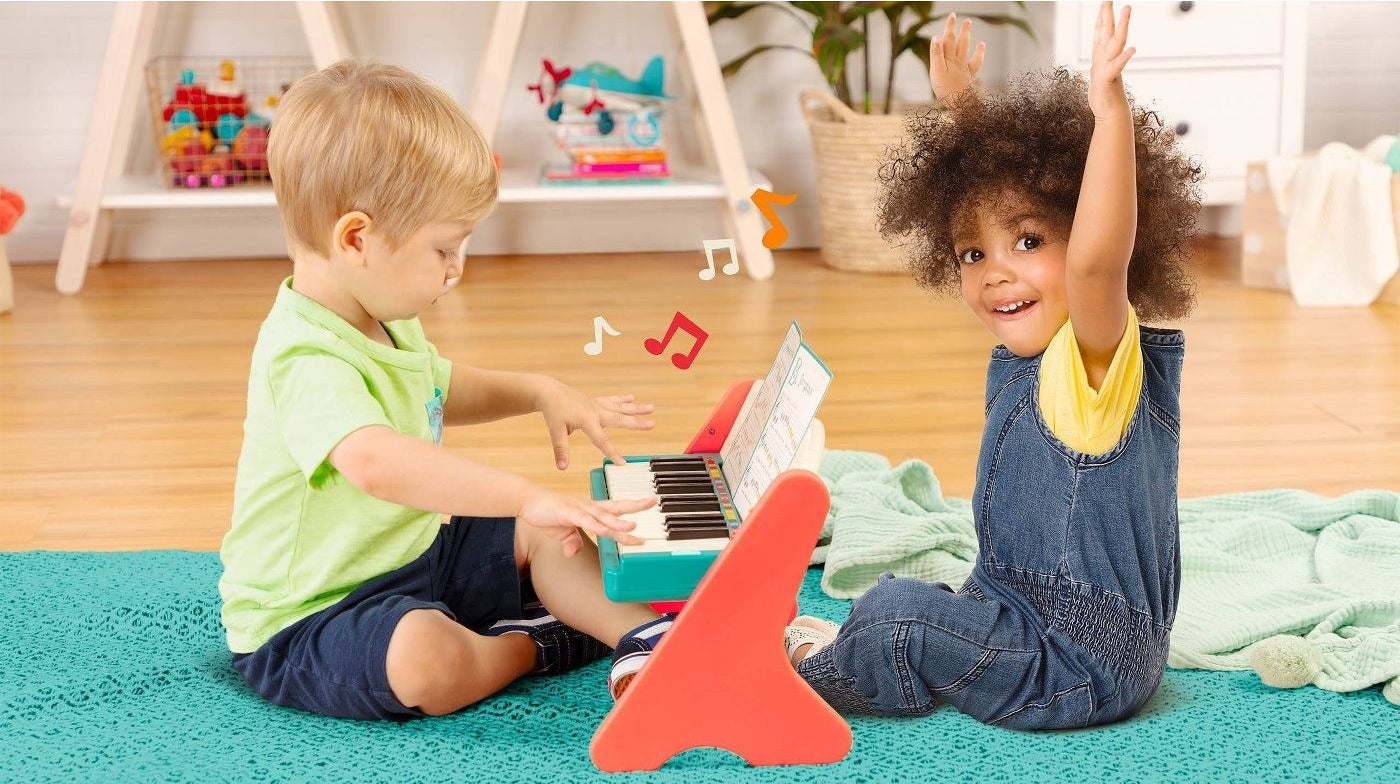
[232,515,524,721]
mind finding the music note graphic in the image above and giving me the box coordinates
[644,311,708,370]
[751,188,799,249]
[698,238,740,281]
[584,315,622,356]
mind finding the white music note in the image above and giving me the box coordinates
[584,315,622,356]
[582,315,621,358]
[698,238,740,281]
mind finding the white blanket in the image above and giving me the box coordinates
[1266,136,1398,307]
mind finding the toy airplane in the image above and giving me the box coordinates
[528,56,671,137]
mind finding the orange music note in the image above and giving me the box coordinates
[751,188,799,249]
[644,311,708,370]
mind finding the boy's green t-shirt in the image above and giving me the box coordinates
[219,277,452,654]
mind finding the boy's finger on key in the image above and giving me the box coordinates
[593,513,642,545]
[596,510,636,531]
[605,495,656,515]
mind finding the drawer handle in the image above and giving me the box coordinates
[1174,121,1190,137]
[1177,1,1194,12]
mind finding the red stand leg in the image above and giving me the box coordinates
[590,470,852,773]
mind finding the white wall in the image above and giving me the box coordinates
[0,1,1396,264]
[1301,0,1400,148]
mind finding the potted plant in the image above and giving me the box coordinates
[707,2,1035,272]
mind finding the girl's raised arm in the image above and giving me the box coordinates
[1064,1,1138,379]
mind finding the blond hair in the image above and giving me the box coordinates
[269,59,498,255]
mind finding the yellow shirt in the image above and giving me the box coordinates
[1037,308,1143,456]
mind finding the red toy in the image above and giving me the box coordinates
[1,186,24,314]
[0,188,23,235]
[232,125,269,174]
[161,63,247,126]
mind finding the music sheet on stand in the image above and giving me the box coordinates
[720,323,832,518]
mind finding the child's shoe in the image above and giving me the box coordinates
[607,614,677,700]
[784,615,840,665]
[486,602,612,675]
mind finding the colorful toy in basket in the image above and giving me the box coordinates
[0,186,24,314]
[157,62,265,188]
[529,56,674,185]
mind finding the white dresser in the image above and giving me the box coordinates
[1017,1,1309,206]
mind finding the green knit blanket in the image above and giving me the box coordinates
[815,450,1400,705]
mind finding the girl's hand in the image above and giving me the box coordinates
[535,378,655,469]
[518,489,653,557]
[928,12,986,104]
[1090,1,1136,119]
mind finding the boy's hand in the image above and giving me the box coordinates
[519,489,655,557]
[1090,2,1136,119]
[535,378,655,470]
[928,12,986,104]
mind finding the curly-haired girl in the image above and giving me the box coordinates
[785,3,1202,729]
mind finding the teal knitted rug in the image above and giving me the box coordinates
[3,551,1397,783]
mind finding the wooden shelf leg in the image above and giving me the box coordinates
[55,1,159,295]
[672,1,774,281]
[295,1,352,69]
[466,0,529,148]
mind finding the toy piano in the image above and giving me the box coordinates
[592,322,831,603]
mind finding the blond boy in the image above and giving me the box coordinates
[219,61,672,720]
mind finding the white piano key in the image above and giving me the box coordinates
[605,463,728,552]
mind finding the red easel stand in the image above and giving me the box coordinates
[589,464,852,772]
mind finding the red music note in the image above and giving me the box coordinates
[644,311,709,370]
[751,188,799,249]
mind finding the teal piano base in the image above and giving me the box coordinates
[591,458,723,603]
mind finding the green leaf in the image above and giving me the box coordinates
[964,13,1037,42]
[790,1,831,19]
[812,17,863,83]
[879,1,907,26]
[909,34,932,73]
[707,1,812,30]
[718,44,815,78]
[843,2,887,22]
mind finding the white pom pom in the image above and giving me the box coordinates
[1250,635,1321,689]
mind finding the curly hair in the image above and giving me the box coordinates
[876,68,1202,322]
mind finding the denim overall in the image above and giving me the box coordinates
[798,326,1185,729]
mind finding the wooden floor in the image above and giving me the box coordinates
[1,239,1396,551]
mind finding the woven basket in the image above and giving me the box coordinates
[801,89,928,274]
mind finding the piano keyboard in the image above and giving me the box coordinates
[603,455,741,553]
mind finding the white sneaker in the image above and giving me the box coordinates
[784,615,840,664]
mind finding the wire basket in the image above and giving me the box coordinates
[144,56,314,189]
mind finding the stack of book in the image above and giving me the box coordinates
[540,116,671,186]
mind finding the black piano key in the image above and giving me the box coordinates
[665,524,728,535]
[664,521,728,531]
[660,501,721,513]
[652,470,710,480]
[650,457,707,468]
[667,526,731,541]
[653,476,712,485]
[654,481,716,490]
[655,484,716,496]
[664,513,727,525]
